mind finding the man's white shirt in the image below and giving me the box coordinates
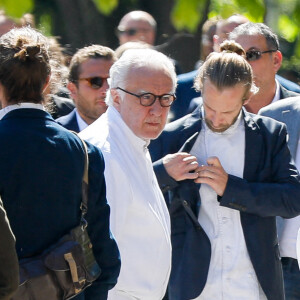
[190,108,267,300]
[75,109,88,132]
[80,106,171,300]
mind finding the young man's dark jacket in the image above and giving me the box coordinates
[149,105,300,300]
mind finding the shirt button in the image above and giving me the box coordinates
[226,246,231,253]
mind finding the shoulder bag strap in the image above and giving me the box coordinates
[71,132,89,221]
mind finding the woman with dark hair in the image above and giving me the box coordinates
[0,27,120,299]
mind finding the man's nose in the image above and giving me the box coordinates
[136,33,146,41]
[211,113,222,127]
[150,98,163,115]
[99,79,109,93]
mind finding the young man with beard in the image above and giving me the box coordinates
[149,41,300,300]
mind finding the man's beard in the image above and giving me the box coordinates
[204,113,239,133]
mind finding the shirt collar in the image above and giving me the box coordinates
[271,79,280,104]
[75,109,89,132]
[0,103,44,120]
[108,106,150,149]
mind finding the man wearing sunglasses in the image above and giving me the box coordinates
[116,10,156,46]
[228,22,300,114]
[56,45,117,132]
[187,20,300,116]
[80,48,176,300]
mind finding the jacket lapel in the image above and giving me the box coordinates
[279,108,300,158]
[178,106,203,152]
[243,110,264,181]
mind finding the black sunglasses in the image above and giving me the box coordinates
[116,87,176,107]
[78,77,108,89]
[246,49,277,62]
[117,28,138,36]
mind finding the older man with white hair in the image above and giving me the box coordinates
[80,48,177,300]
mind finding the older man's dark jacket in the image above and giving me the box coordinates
[149,106,300,300]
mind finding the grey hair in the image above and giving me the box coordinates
[106,48,177,106]
[229,22,279,51]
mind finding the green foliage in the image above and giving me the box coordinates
[233,0,264,21]
[0,0,33,17]
[92,0,119,15]
[171,0,265,32]
[171,0,206,32]
[293,0,300,24]
[210,0,264,21]
[211,0,240,18]
[38,13,52,37]
[278,15,298,42]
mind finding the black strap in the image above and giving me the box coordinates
[78,136,89,217]
[71,132,89,221]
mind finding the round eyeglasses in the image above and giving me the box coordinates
[116,87,176,107]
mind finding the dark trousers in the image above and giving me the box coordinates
[282,257,300,300]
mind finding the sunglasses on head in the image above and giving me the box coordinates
[245,49,277,62]
[78,77,108,89]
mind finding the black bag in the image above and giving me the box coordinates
[12,136,101,300]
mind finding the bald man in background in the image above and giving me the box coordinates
[116,10,156,46]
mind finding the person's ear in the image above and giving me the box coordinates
[42,74,51,95]
[273,50,282,73]
[243,97,251,106]
[110,88,122,111]
[243,90,256,105]
[242,89,257,106]
[213,34,220,51]
[67,82,78,102]
[0,83,7,108]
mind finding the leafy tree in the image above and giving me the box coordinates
[0,0,299,80]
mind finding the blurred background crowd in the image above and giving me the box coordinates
[1,0,300,84]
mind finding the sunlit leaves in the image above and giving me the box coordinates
[171,0,206,32]
[92,0,119,15]
[233,0,264,21]
[38,13,52,37]
[209,0,264,21]
[278,15,298,42]
[0,0,33,17]
[293,0,300,24]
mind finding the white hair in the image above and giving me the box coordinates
[106,48,177,106]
